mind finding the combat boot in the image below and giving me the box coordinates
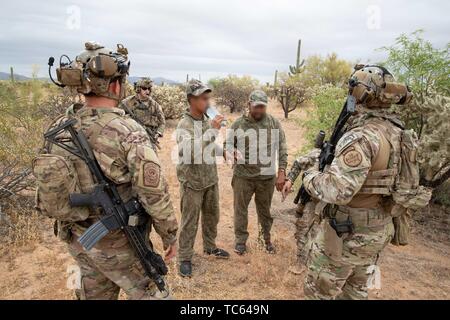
[204,248,230,259]
[179,261,192,277]
[234,243,247,255]
[265,241,276,254]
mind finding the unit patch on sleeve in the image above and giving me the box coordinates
[143,162,160,187]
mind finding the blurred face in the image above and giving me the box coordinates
[189,92,210,114]
[138,86,151,100]
[248,103,267,121]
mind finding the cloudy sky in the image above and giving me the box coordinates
[0,0,448,82]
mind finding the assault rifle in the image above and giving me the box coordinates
[293,95,357,212]
[44,118,168,292]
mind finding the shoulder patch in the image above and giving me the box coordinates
[336,131,362,155]
[342,148,363,167]
[143,162,160,187]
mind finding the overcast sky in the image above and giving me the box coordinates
[0,0,448,83]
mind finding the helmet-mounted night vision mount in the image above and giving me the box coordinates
[48,42,130,101]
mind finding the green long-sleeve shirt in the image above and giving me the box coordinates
[224,113,288,180]
[176,111,219,190]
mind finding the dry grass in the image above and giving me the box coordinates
[0,198,42,249]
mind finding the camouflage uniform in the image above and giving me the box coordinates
[301,107,403,300]
[176,81,221,262]
[286,149,320,265]
[120,81,166,142]
[55,107,178,300]
[224,90,288,245]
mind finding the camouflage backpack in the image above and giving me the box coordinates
[32,115,91,222]
[357,115,432,245]
[33,112,125,222]
[390,128,432,245]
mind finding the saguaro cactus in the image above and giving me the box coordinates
[289,39,305,76]
[274,70,278,87]
[10,66,14,82]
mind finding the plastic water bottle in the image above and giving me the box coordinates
[206,106,227,127]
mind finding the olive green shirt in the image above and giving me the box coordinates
[224,113,288,180]
[176,111,219,190]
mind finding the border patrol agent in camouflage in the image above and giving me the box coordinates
[301,65,415,300]
[176,79,229,277]
[120,77,166,148]
[224,90,288,254]
[67,107,177,300]
[38,43,178,300]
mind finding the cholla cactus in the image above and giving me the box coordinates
[289,39,305,76]
[151,85,186,119]
[416,95,450,188]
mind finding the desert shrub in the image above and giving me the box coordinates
[275,72,310,118]
[0,80,54,246]
[208,75,259,113]
[273,53,352,118]
[299,85,347,152]
[151,85,186,119]
[381,30,450,189]
[300,53,353,88]
[37,87,82,120]
[0,80,47,165]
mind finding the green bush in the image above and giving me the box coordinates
[299,85,347,152]
[381,30,450,189]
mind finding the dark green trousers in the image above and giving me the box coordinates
[232,175,275,245]
[178,183,220,262]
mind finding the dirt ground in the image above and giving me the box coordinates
[0,101,449,300]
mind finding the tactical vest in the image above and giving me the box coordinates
[357,117,402,196]
[348,113,430,206]
[124,96,160,129]
[344,113,431,244]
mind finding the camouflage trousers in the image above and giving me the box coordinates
[67,229,169,300]
[177,183,220,262]
[295,202,321,265]
[303,206,394,300]
[232,175,275,245]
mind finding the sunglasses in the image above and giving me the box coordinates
[140,87,151,91]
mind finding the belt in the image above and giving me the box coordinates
[334,205,392,229]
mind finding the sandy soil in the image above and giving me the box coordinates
[0,101,448,300]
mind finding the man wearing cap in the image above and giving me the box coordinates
[176,79,230,277]
[224,90,288,255]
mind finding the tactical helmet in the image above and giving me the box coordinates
[48,41,130,101]
[135,77,153,93]
[349,65,412,108]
